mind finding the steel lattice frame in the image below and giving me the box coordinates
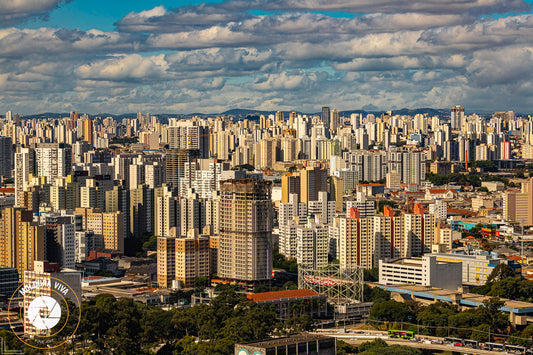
[298,264,364,304]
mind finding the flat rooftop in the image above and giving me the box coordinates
[380,284,533,314]
[237,334,332,348]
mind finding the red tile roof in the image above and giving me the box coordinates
[507,256,523,260]
[248,289,320,302]
[428,189,457,194]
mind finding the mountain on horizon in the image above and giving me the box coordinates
[11,107,508,121]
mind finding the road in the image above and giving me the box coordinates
[313,329,509,354]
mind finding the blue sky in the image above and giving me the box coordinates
[2,0,533,114]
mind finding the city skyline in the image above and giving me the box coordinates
[2,0,533,114]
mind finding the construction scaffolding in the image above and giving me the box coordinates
[298,264,364,304]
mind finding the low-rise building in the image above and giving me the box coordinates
[379,255,462,290]
[235,334,336,355]
[431,253,522,285]
[247,289,327,320]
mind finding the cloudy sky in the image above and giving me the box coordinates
[1,0,533,115]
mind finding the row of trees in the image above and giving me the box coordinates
[7,287,315,355]
[472,271,533,303]
[368,297,518,344]
[337,338,422,355]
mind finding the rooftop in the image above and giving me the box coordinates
[248,289,320,302]
[237,333,331,348]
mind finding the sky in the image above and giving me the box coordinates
[2,0,533,115]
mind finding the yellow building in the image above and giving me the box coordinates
[75,208,124,253]
[0,207,44,277]
[157,230,211,288]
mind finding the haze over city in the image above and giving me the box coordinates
[2,0,533,114]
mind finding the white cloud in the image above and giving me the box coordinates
[2,0,533,114]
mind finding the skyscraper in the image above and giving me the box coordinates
[218,179,273,289]
[0,137,13,178]
[321,106,330,133]
[83,118,94,145]
[451,105,465,130]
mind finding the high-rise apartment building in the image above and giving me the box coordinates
[0,137,13,179]
[218,179,273,288]
[338,210,374,269]
[0,207,44,276]
[83,118,94,145]
[130,184,154,237]
[75,208,124,253]
[157,230,210,288]
[503,179,533,224]
[167,121,209,158]
[296,218,329,269]
[43,215,75,269]
[321,106,330,135]
[14,147,35,206]
[300,166,328,203]
[35,143,72,184]
[451,105,465,130]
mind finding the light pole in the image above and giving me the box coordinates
[521,220,525,266]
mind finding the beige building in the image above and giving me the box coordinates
[157,230,211,288]
[75,208,124,253]
[218,179,273,288]
[503,179,533,223]
[281,173,300,203]
[0,207,44,276]
[471,196,494,212]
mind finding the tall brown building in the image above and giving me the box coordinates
[218,179,273,288]
[83,119,94,145]
[0,207,44,276]
[300,166,328,203]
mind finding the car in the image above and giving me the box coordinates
[454,343,464,347]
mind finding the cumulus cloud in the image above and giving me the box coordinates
[2,0,533,114]
[0,0,71,26]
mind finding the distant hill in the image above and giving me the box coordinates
[16,107,517,121]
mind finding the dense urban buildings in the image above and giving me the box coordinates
[1,104,533,352]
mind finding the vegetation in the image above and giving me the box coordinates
[486,264,516,283]
[426,173,481,187]
[472,160,498,172]
[337,338,422,355]
[378,200,397,212]
[273,248,298,273]
[368,297,511,342]
[142,235,158,251]
[110,136,138,145]
[363,268,379,282]
[232,164,255,171]
[13,289,316,355]
[471,276,533,302]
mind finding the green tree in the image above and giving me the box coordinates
[487,263,515,283]
[142,235,158,251]
[416,302,458,336]
[475,297,510,337]
[471,324,491,342]
[369,300,414,323]
[363,267,379,282]
[0,330,22,353]
[337,339,358,355]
